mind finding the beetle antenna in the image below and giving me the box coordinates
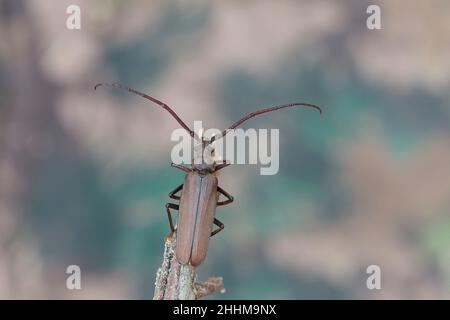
[95,82,197,139]
[210,102,322,143]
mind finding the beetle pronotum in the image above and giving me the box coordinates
[95,82,322,267]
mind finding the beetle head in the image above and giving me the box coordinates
[192,137,216,174]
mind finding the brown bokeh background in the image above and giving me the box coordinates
[0,0,449,299]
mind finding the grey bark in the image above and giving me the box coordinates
[153,233,224,300]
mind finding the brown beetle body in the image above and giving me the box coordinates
[168,142,232,267]
[95,82,322,267]
[176,172,218,266]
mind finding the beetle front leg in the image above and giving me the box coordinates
[211,218,224,236]
[168,184,183,200]
[214,160,230,172]
[171,162,191,173]
[165,203,179,233]
[217,186,234,206]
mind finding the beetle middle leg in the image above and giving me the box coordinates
[211,218,224,236]
[217,186,234,206]
[168,184,183,200]
[165,203,179,232]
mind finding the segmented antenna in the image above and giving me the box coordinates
[210,102,322,143]
[94,82,196,139]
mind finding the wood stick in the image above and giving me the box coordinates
[153,232,224,300]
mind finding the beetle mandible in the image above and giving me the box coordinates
[95,82,322,267]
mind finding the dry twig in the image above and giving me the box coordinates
[153,233,224,300]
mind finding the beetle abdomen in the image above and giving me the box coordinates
[176,172,218,266]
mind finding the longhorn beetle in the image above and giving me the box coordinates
[95,82,322,266]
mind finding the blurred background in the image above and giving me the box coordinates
[1,0,450,299]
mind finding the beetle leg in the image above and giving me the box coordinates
[214,161,230,172]
[168,184,183,200]
[217,186,234,206]
[215,160,229,165]
[165,203,179,232]
[171,163,191,173]
[211,218,224,236]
